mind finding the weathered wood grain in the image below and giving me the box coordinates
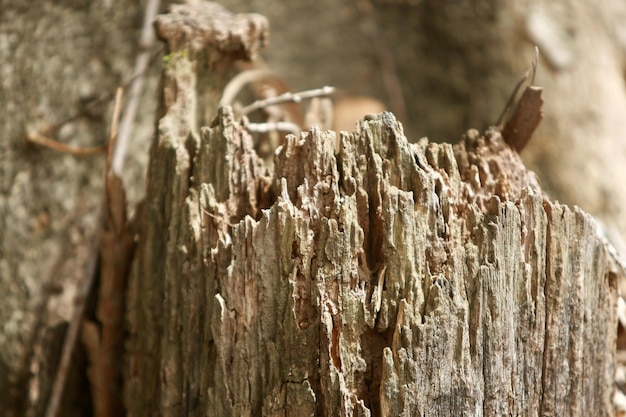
[124,2,622,416]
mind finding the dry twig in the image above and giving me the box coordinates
[84,85,135,417]
[44,88,123,417]
[497,46,539,127]
[24,48,161,157]
[219,67,279,107]
[241,85,335,116]
[246,121,302,134]
[25,130,106,155]
[112,0,161,174]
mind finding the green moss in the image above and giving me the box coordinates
[162,49,189,66]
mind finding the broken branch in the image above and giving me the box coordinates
[240,85,335,116]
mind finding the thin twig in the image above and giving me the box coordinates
[201,207,236,228]
[26,0,161,160]
[106,88,124,171]
[530,45,539,85]
[43,89,124,417]
[25,130,106,155]
[44,231,101,417]
[495,72,529,127]
[112,0,161,174]
[219,67,278,106]
[241,86,335,116]
[246,121,302,134]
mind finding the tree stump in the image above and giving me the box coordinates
[124,2,623,416]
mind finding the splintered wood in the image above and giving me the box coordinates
[125,2,621,416]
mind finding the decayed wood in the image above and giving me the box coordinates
[124,2,271,415]
[125,2,622,416]
[128,107,621,416]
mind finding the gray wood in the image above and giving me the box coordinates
[2,1,623,416]
[124,3,622,415]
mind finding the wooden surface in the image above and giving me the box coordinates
[128,107,621,416]
[124,4,622,415]
[2,1,624,415]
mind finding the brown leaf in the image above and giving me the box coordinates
[502,86,543,152]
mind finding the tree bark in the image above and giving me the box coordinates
[2,1,625,416]
[124,2,623,416]
[0,2,159,416]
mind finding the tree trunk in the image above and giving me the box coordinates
[0,2,158,416]
[124,2,622,416]
[2,1,625,416]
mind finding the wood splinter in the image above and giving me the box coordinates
[498,46,544,153]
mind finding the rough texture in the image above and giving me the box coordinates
[127,107,621,416]
[222,0,626,254]
[124,2,272,415]
[3,1,625,416]
[125,4,622,414]
[0,2,155,415]
[155,0,268,131]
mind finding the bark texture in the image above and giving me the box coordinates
[125,3,623,416]
[0,2,156,415]
[2,1,625,416]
